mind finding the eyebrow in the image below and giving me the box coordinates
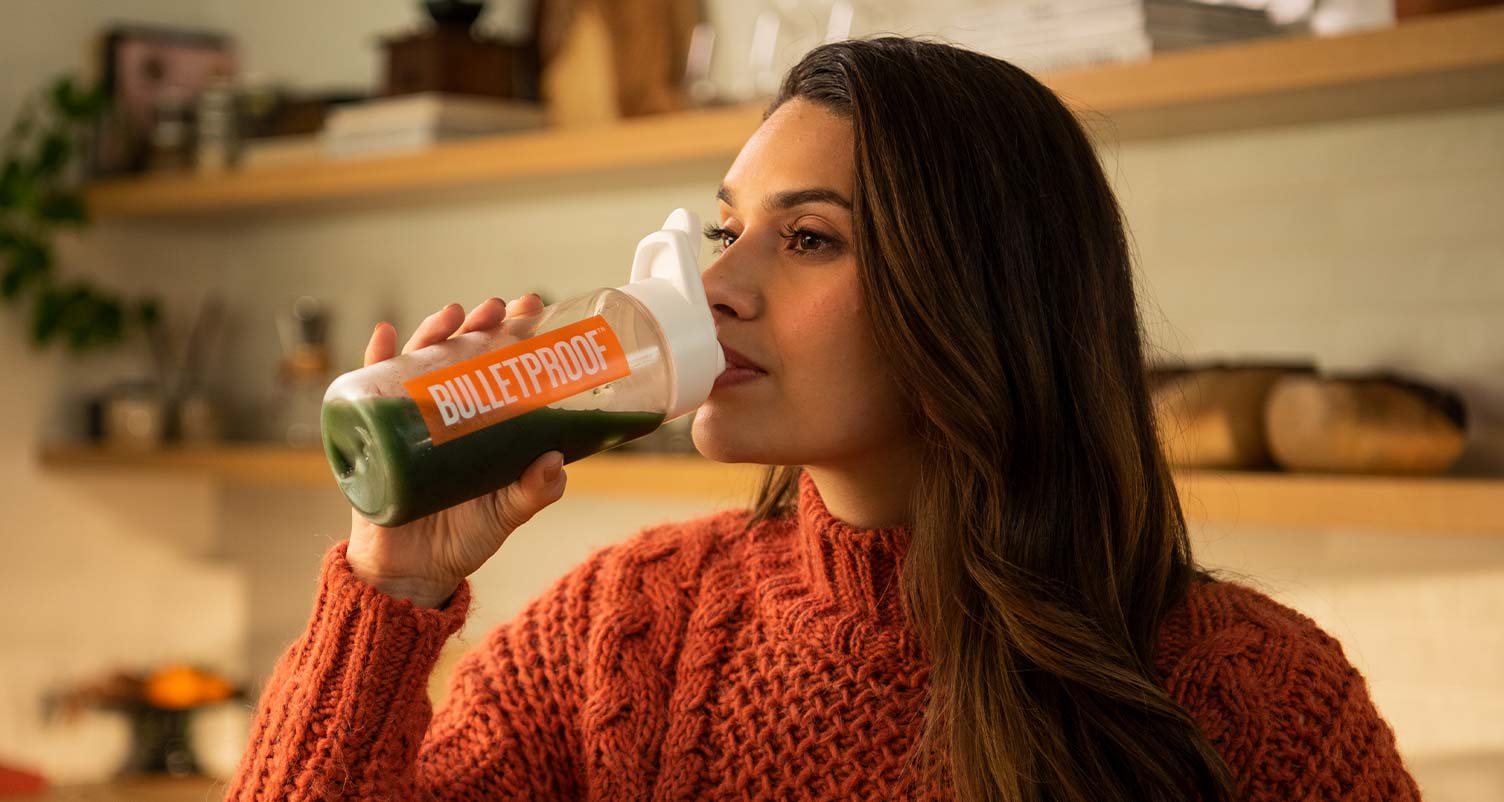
[716,185,852,212]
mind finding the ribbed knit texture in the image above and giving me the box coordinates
[227,472,1420,801]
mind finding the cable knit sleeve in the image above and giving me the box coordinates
[1158,581,1422,802]
[225,540,600,802]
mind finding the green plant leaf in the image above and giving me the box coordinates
[41,285,98,348]
[3,103,36,158]
[49,77,78,113]
[66,310,98,350]
[33,131,71,179]
[51,77,102,121]
[96,298,125,343]
[78,85,108,120]
[0,267,23,299]
[31,286,68,344]
[0,161,24,208]
[2,239,49,302]
[138,298,161,328]
[51,77,107,122]
[65,301,98,349]
[36,193,87,225]
[52,289,125,351]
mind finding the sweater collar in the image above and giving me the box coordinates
[791,470,912,626]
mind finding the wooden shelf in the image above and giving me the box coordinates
[1171,469,1504,537]
[40,444,1504,536]
[38,444,766,499]
[36,776,219,802]
[85,8,1504,221]
[86,103,767,221]
[1044,5,1504,138]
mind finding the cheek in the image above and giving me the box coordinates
[776,284,907,438]
[779,282,862,377]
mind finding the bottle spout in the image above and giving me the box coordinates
[661,208,697,239]
[630,208,704,309]
[621,208,724,419]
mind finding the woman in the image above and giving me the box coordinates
[228,39,1419,802]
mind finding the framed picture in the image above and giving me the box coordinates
[91,25,237,176]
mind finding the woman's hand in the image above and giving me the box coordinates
[345,295,567,609]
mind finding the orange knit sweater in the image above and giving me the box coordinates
[227,472,1420,801]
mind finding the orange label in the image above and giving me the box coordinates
[403,315,631,446]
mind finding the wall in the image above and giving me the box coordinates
[0,0,246,784]
[202,0,530,91]
[2,2,1501,797]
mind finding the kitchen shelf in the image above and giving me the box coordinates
[34,776,220,802]
[84,7,1504,221]
[40,444,1504,536]
[37,444,767,499]
[1171,469,1504,537]
[85,102,767,221]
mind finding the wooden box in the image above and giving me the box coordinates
[383,28,537,100]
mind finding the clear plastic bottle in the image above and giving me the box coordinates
[321,209,724,526]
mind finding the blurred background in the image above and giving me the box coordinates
[0,0,1500,798]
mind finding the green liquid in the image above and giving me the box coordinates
[321,396,665,527]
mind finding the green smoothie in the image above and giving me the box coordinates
[321,396,664,527]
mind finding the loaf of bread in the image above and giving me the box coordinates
[1149,362,1315,469]
[1264,373,1468,475]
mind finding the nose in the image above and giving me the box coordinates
[701,241,761,324]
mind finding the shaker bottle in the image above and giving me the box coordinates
[321,209,724,527]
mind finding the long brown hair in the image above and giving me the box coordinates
[744,39,1239,802]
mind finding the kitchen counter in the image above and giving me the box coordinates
[32,776,222,801]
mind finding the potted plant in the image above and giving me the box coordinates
[1,75,161,352]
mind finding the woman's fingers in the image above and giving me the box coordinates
[402,303,465,354]
[363,322,397,367]
[491,450,567,534]
[370,296,532,367]
[502,293,545,338]
[457,297,507,335]
[506,293,544,319]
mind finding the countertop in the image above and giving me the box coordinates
[29,776,222,801]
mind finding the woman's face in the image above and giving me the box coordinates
[691,98,911,471]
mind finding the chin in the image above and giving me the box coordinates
[691,406,783,465]
[689,420,748,463]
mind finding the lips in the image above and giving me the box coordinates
[713,344,767,392]
[719,344,766,374]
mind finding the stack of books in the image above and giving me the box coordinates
[924,0,1299,73]
[1145,0,1292,52]
[321,92,546,159]
[940,0,1153,73]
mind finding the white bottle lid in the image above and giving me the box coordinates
[618,209,726,421]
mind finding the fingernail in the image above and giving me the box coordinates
[542,452,564,483]
[528,292,542,302]
[490,297,505,306]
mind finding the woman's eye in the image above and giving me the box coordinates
[703,225,737,253]
[788,229,831,253]
[702,224,838,257]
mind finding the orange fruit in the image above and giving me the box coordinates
[198,674,235,704]
[144,665,207,709]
